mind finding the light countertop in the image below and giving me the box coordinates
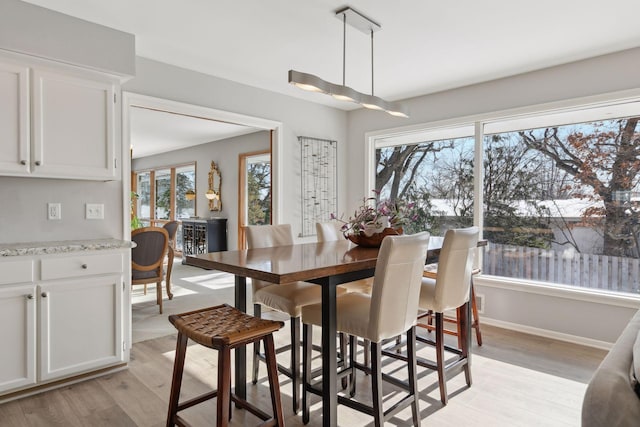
[0,239,134,257]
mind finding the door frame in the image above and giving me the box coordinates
[237,148,272,249]
[121,92,284,238]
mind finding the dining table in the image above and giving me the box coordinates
[186,236,465,426]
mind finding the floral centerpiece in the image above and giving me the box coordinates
[331,190,416,247]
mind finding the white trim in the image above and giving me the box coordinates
[481,316,613,350]
[475,275,640,309]
[121,92,284,225]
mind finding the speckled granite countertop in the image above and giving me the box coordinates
[0,239,134,257]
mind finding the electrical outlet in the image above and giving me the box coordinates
[86,203,104,220]
[47,203,62,220]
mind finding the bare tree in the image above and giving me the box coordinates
[519,118,640,256]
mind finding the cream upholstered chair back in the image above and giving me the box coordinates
[316,221,343,242]
[432,227,479,312]
[245,224,294,293]
[245,224,294,249]
[368,232,430,342]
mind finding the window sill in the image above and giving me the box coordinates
[475,274,640,309]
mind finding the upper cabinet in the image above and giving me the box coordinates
[0,54,120,180]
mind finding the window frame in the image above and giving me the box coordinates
[365,96,640,306]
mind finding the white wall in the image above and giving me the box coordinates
[345,47,640,346]
[132,131,271,250]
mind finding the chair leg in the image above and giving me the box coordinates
[166,332,188,427]
[435,312,448,405]
[143,284,147,295]
[460,302,472,387]
[363,339,370,373]
[166,247,174,300]
[291,316,301,415]
[340,333,348,390]
[264,334,285,427]
[217,347,231,427]
[371,341,384,427]
[252,304,261,384]
[156,281,163,314]
[348,335,357,397]
[302,323,312,425]
[471,283,483,346]
[407,327,420,427]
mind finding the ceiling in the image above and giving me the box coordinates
[22,0,640,155]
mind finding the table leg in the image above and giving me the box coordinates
[320,278,337,427]
[234,275,247,401]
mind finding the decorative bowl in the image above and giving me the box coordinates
[346,227,401,248]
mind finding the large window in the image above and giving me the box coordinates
[132,162,196,228]
[374,102,640,296]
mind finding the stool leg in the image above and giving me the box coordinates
[291,316,301,414]
[166,332,188,427]
[407,327,420,427]
[252,304,261,384]
[302,323,312,425]
[471,283,483,346]
[264,334,285,427]
[435,312,448,405]
[217,346,231,427]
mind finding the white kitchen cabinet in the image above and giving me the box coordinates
[39,275,122,381]
[0,61,30,174]
[0,248,127,396]
[0,53,120,180]
[0,284,37,394]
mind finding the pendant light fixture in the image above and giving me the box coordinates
[288,6,409,118]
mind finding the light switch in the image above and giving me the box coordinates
[86,203,104,219]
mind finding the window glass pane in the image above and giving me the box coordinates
[483,116,640,294]
[375,135,474,235]
[176,165,196,219]
[247,156,271,226]
[136,172,151,221]
[155,169,171,220]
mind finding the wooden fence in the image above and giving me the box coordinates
[483,243,640,294]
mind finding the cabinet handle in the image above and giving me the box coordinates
[35,161,41,166]
[20,160,27,165]
[82,264,88,269]
[26,294,34,300]
[41,292,48,298]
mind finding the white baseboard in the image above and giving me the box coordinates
[481,316,613,350]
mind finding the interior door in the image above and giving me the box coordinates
[238,150,271,249]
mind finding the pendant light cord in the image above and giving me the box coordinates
[370,29,374,95]
[342,14,347,86]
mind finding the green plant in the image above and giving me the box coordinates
[130,191,143,230]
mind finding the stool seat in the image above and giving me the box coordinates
[169,304,284,348]
[167,304,285,427]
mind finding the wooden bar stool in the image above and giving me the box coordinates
[167,304,286,427]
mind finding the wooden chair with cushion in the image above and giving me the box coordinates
[301,232,430,426]
[131,226,171,314]
[422,263,483,347]
[416,226,479,405]
[246,224,347,414]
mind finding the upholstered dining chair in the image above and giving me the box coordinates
[416,226,479,405]
[301,232,430,426]
[246,224,347,414]
[131,226,171,314]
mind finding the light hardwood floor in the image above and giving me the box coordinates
[0,264,607,426]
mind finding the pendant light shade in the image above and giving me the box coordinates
[288,6,409,118]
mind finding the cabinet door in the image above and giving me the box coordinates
[0,61,30,174]
[32,68,117,180]
[39,275,123,381]
[0,284,36,393]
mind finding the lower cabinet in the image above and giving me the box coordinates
[0,250,127,396]
[39,275,123,381]
[0,284,36,393]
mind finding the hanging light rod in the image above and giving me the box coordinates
[288,6,409,118]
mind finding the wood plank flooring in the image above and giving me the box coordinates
[0,322,606,427]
